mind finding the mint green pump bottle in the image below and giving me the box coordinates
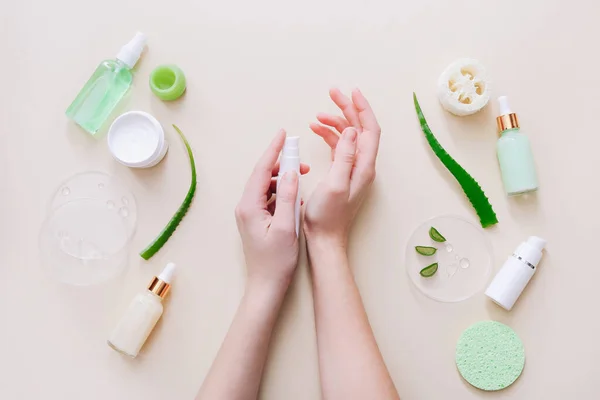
[66,33,147,135]
[496,96,539,196]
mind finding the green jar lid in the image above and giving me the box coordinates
[149,65,186,101]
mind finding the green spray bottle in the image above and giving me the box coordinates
[66,33,147,135]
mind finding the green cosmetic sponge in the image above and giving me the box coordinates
[455,321,525,391]
[150,65,187,101]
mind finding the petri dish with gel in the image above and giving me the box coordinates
[405,215,492,302]
[39,172,137,286]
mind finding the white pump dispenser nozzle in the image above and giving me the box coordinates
[117,32,147,69]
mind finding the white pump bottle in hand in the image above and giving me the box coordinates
[277,136,301,236]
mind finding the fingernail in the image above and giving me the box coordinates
[344,128,357,143]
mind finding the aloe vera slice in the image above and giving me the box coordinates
[420,263,439,277]
[415,246,437,256]
[429,227,446,242]
[140,124,197,260]
[413,93,498,228]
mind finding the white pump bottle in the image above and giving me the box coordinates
[277,137,301,236]
[485,237,546,311]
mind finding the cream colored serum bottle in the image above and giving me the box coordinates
[108,263,175,357]
[496,96,539,195]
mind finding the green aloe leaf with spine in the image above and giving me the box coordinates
[140,124,197,260]
[413,93,498,228]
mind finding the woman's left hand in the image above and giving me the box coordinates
[235,130,310,292]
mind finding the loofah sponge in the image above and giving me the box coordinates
[455,321,525,391]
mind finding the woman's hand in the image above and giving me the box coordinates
[235,130,310,292]
[197,131,309,400]
[305,88,381,248]
[305,90,399,400]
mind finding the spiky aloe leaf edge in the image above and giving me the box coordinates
[413,93,498,228]
[140,124,197,260]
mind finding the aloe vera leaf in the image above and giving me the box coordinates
[415,246,437,256]
[140,124,197,260]
[413,93,498,228]
[429,227,446,242]
[420,263,439,277]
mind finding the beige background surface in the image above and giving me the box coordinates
[1,0,599,398]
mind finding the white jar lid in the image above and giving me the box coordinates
[107,111,168,168]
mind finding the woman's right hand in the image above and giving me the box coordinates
[304,88,381,249]
[235,130,310,291]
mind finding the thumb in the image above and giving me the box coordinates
[330,127,358,186]
[271,171,299,234]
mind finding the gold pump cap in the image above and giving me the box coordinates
[496,96,519,133]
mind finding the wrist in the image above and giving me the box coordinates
[305,233,348,254]
[307,244,353,292]
[238,279,288,331]
[306,238,349,274]
[245,277,289,305]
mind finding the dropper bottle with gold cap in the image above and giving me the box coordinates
[496,96,539,196]
[108,263,175,357]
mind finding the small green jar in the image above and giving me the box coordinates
[149,65,187,101]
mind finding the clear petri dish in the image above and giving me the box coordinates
[39,172,137,286]
[405,215,492,303]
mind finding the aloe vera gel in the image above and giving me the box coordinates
[66,33,147,135]
[496,96,539,196]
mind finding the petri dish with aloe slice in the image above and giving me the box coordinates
[406,215,492,303]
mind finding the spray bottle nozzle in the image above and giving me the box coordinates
[116,32,147,69]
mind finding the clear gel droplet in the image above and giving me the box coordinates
[106,201,115,210]
[98,183,105,189]
[446,244,453,252]
[61,187,70,196]
[459,258,470,269]
[119,207,129,217]
[121,196,129,205]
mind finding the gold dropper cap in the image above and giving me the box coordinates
[148,277,170,299]
[496,96,519,134]
[147,262,176,299]
[496,113,519,133]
